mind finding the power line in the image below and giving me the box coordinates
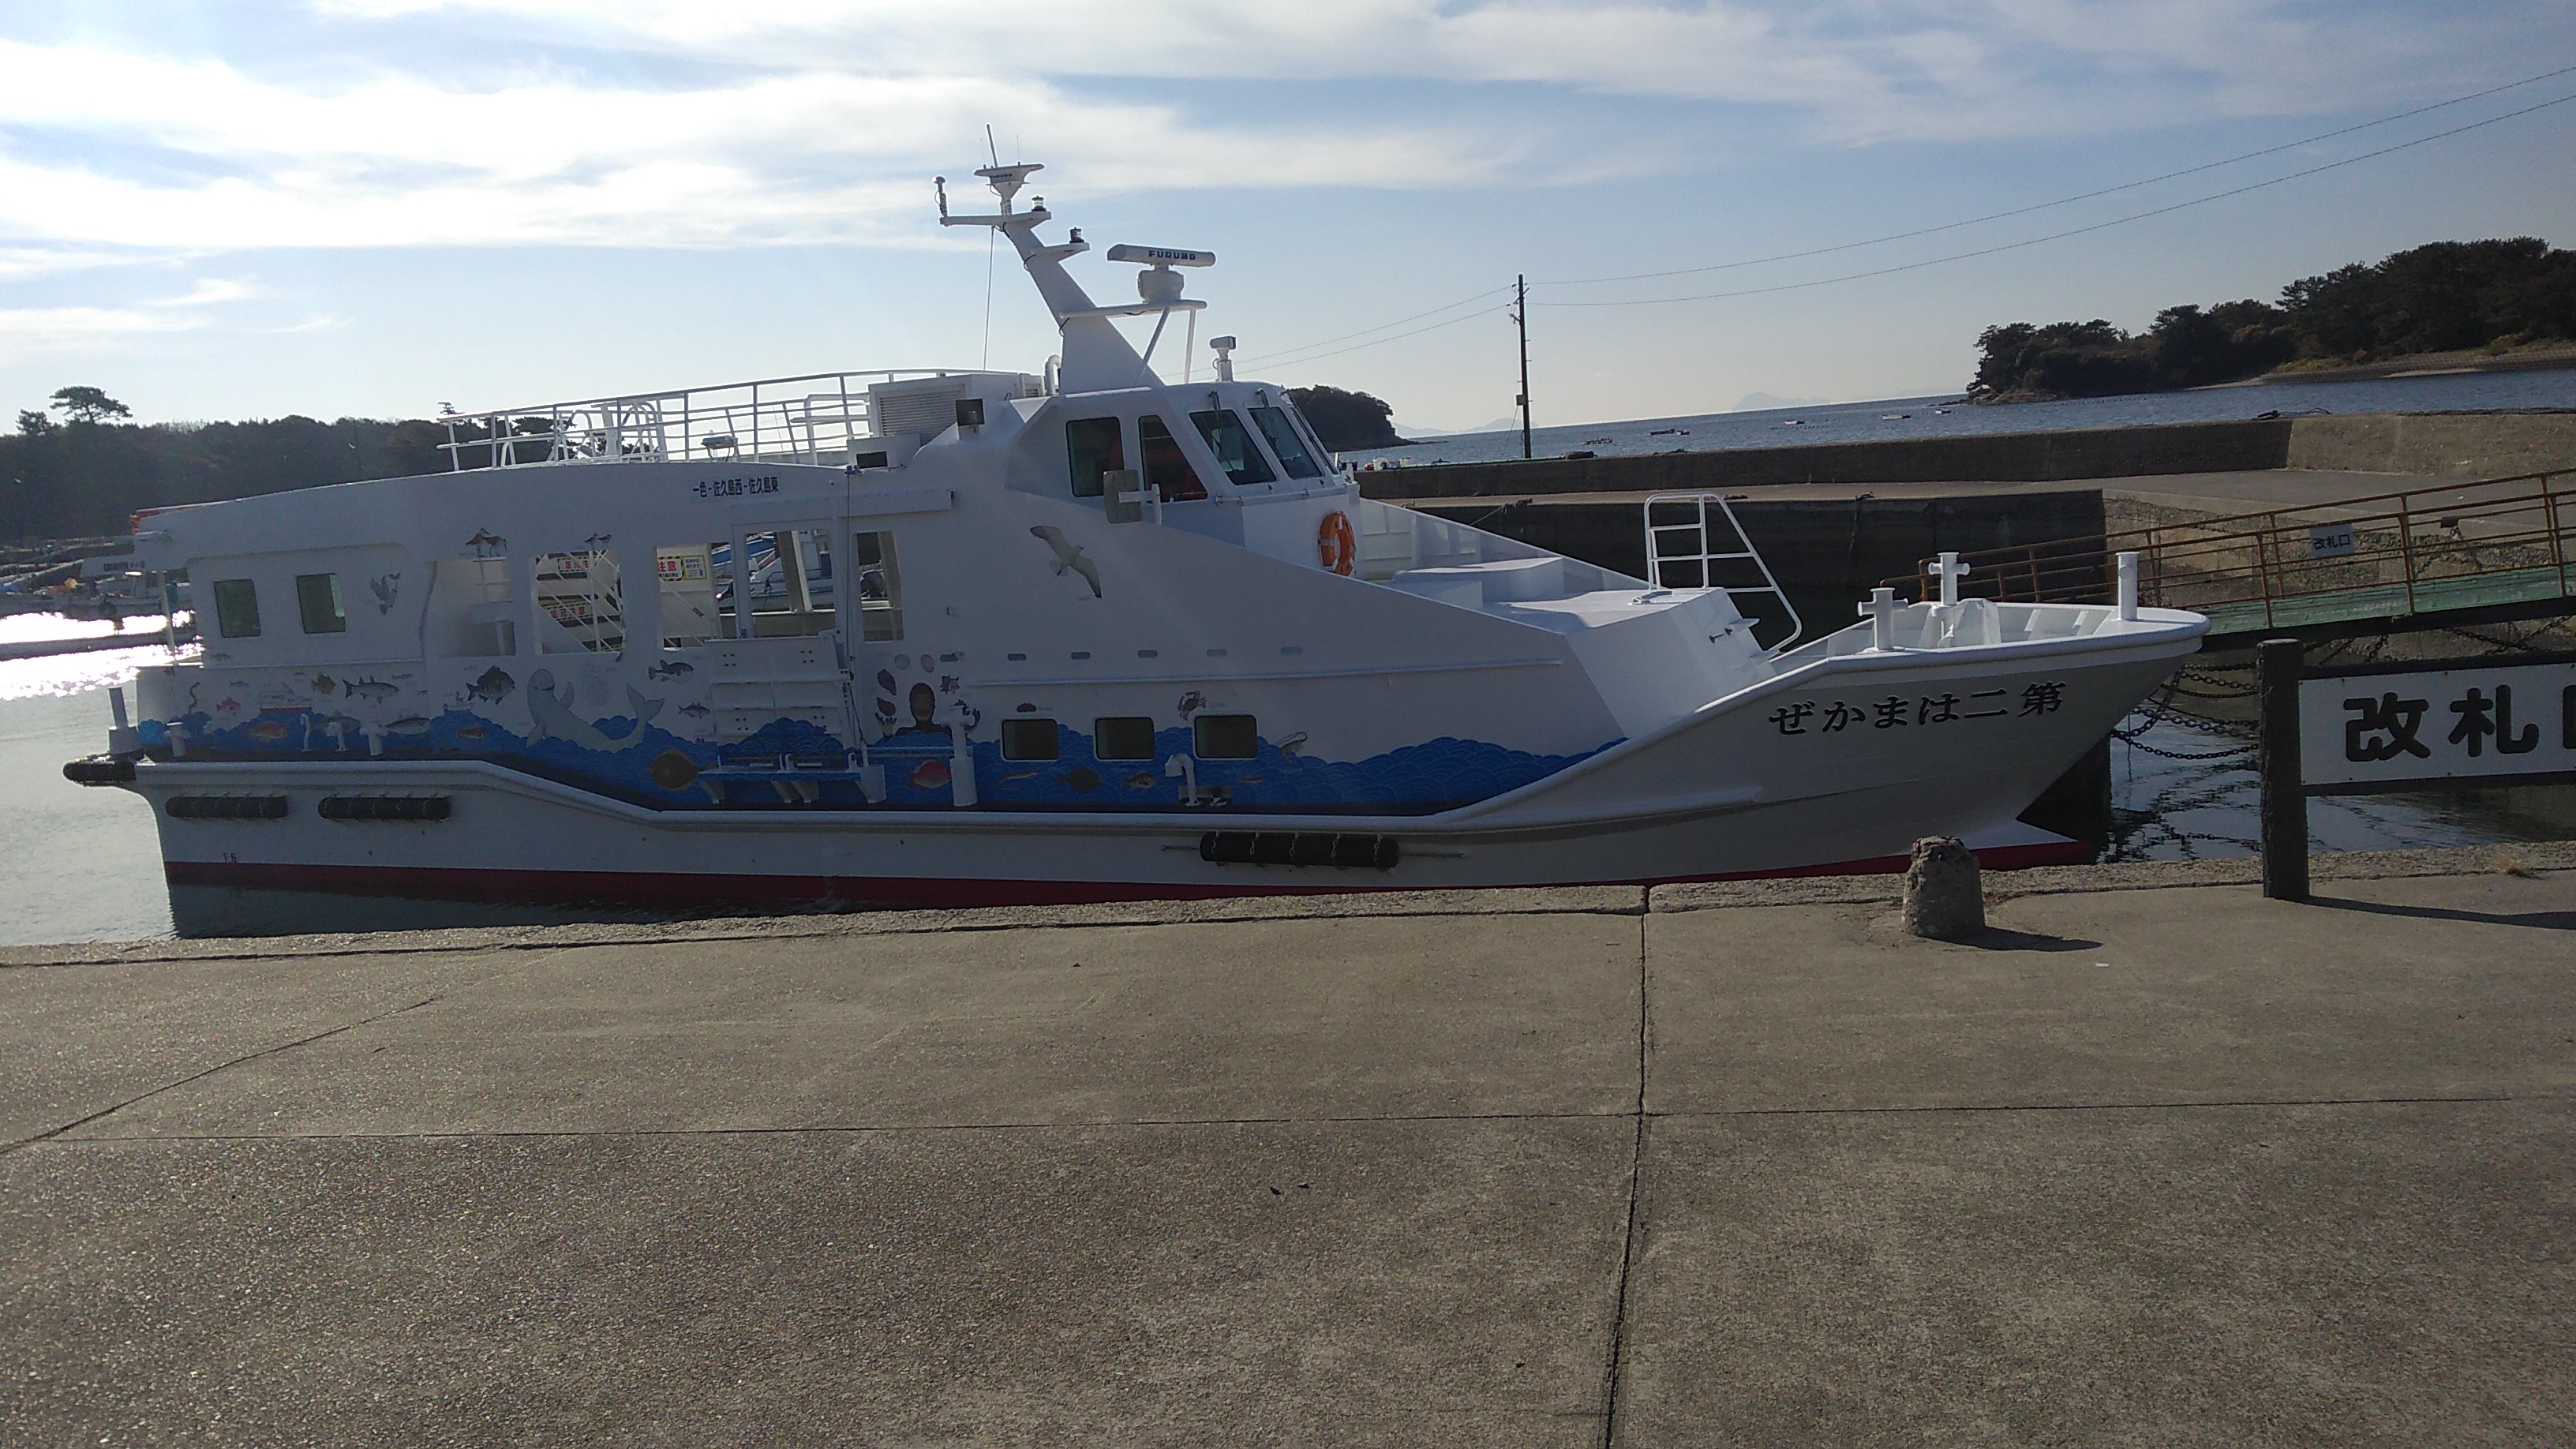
[1248,304,1514,373]
[1536,88,2576,309]
[1237,284,1514,369]
[1542,62,2576,289]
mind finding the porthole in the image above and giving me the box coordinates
[1193,713,1258,759]
[1094,716,1155,760]
[1000,718,1060,762]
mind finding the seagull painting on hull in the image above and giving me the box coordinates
[1028,526,1103,597]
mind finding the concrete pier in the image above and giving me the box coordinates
[6,844,2573,1443]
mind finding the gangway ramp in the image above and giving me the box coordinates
[1887,468,2575,647]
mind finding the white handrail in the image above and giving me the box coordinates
[1642,492,1805,651]
[437,368,1038,473]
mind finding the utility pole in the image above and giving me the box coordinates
[1511,274,1533,460]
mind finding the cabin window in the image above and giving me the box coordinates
[1250,406,1324,478]
[294,573,346,635]
[1136,416,1209,500]
[211,578,261,638]
[851,530,903,641]
[1094,715,1156,760]
[1000,718,1059,762]
[535,549,623,653]
[657,545,725,647]
[1193,713,1259,759]
[1065,417,1123,499]
[744,529,835,638]
[1190,410,1275,487]
[426,557,515,657]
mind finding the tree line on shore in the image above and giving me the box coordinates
[1971,238,2576,402]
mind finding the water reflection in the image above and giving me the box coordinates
[2109,709,2574,861]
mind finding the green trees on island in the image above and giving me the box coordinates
[1971,238,2576,402]
[1285,385,1405,450]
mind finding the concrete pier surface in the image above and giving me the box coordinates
[6,844,2573,1445]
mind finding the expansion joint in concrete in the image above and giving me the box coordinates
[0,995,443,1157]
[1595,915,1653,1447]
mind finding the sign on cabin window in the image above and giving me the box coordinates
[212,578,261,638]
[534,549,623,653]
[294,573,346,635]
[1065,417,1123,499]
[742,529,836,638]
[1136,417,1209,500]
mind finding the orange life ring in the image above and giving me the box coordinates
[1318,511,1357,575]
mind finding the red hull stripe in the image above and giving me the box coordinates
[166,839,2090,910]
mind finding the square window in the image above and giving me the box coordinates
[1093,715,1156,760]
[1193,713,1259,759]
[1065,417,1123,499]
[1000,718,1060,762]
[294,573,346,634]
[211,578,261,638]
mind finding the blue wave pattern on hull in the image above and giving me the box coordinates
[150,708,1617,814]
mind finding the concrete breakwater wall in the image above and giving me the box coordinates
[2285,411,2576,478]
[1364,419,2292,498]
[1360,410,2576,501]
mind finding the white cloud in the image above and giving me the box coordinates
[0,277,253,358]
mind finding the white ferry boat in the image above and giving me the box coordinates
[74,163,2205,935]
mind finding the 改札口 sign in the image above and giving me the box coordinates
[2299,657,2576,792]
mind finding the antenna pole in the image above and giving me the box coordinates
[1513,274,1532,460]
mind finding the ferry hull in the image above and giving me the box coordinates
[134,643,2184,937]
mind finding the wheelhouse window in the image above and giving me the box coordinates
[1094,715,1156,760]
[1250,406,1324,478]
[1136,417,1209,500]
[1193,713,1259,759]
[1190,410,1275,487]
[1000,717,1059,761]
[211,578,261,638]
[294,573,346,635]
[1065,417,1123,499]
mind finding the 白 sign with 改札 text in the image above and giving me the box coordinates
[2300,657,2576,792]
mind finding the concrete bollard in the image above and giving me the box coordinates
[1903,836,1985,940]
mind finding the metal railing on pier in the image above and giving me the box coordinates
[1883,469,2575,643]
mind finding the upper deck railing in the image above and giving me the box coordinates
[1879,468,2574,642]
[438,369,985,471]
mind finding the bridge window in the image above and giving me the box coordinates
[1000,718,1059,761]
[1137,416,1209,500]
[1190,410,1275,487]
[1249,406,1323,479]
[1193,713,1259,759]
[1065,417,1123,498]
[1094,715,1156,760]
[211,578,260,638]
[294,573,346,635]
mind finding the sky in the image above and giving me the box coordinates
[1,2,2573,436]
